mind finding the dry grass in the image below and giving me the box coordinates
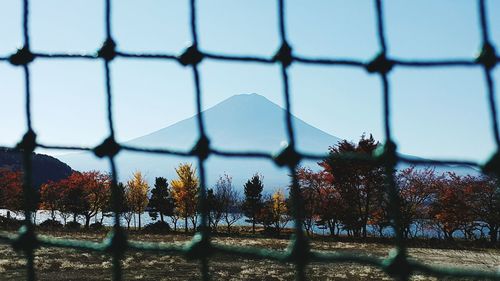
[0,231,498,281]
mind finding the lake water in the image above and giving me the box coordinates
[0,209,472,239]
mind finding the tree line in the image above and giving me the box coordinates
[297,134,499,243]
[0,134,498,242]
[0,164,289,235]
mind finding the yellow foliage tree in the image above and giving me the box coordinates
[171,163,199,232]
[272,189,289,236]
[126,171,149,229]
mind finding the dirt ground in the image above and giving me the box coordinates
[0,231,498,281]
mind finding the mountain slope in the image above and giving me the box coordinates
[128,93,341,152]
[61,94,342,189]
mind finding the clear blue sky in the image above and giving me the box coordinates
[1,0,500,162]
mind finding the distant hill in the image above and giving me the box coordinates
[60,93,479,191]
[0,147,73,188]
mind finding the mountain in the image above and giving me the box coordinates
[60,94,342,190]
[59,94,479,191]
[129,93,341,152]
[0,147,73,188]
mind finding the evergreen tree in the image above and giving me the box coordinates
[242,173,264,234]
[118,182,134,230]
[148,177,175,224]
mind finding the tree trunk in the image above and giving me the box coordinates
[171,217,177,232]
[304,223,309,237]
[190,216,197,232]
[138,212,142,230]
[85,215,91,229]
[490,226,498,243]
[363,192,370,239]
[445,230,454,241]
[328,220,336,237]
[160,212,164,223]
[185,217,188,233]
[252,218,256,234]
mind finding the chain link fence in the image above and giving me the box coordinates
[1,0,499,280]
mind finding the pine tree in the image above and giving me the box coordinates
[148,177,175,224]
[242,174,264,234]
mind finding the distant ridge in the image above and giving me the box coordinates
[0,147,73,188]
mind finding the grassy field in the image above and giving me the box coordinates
[0,230,498,281]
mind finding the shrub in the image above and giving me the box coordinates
[65,221,81,230]
[39,219,63,230]
[0,216,22,230]
[143,221,171,233]
[89,222,104,230]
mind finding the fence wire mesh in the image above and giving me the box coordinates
[1,0,500,280]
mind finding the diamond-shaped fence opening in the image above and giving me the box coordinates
[1,0,499,280]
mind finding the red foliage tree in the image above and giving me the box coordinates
[395,167,440,238]
[0,169,24,213]
[430,173,475,240]
[296,167,322,236]
[57,171,111,228]
[296,168,342,237]
[40,180,65,221]
[320,134,385,238]
[465,175,500,243]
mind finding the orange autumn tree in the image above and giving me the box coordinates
[171,163,199,232]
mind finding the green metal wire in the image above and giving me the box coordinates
[2,0,500,280]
